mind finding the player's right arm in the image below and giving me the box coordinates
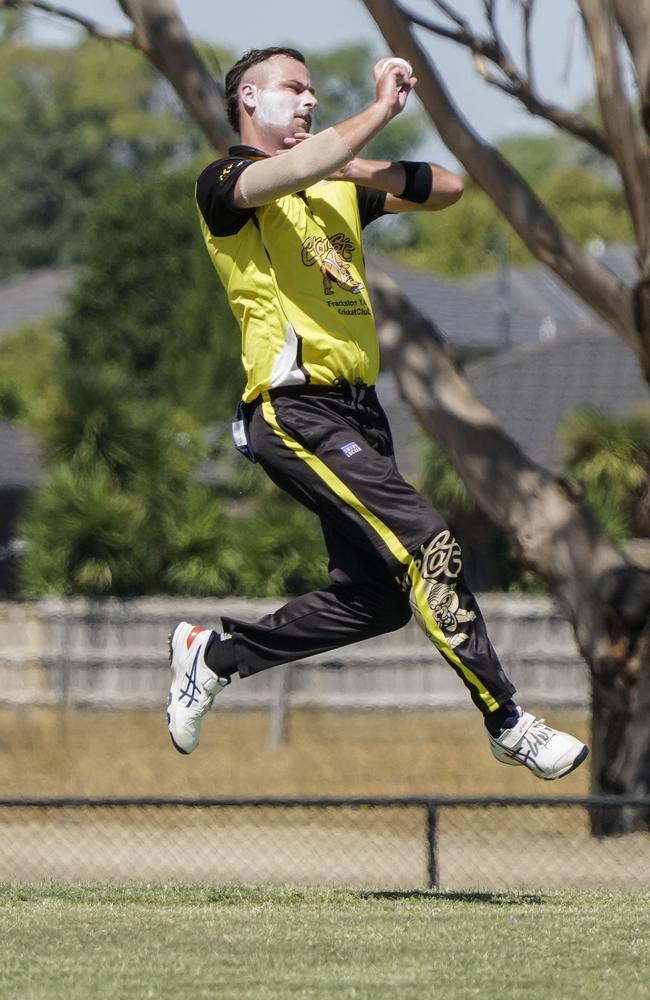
[231,61,416,210]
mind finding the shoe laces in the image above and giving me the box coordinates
[521,718,554,757]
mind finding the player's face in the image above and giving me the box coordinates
[251,56,318,136]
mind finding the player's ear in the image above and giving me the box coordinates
[240,82,258,113]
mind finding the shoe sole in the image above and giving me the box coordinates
[167,626,190,756]
[545,743,589,780]
[493,743,590,780]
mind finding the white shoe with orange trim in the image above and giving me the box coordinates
[489,710,589,780]
[167,621,229,755]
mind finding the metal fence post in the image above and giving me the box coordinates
[269,664,292,749]
[426,800,438,890]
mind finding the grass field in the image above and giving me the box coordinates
[1,883,649,999]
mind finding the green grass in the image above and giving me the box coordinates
[1,883,649,999]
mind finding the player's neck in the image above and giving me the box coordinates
[238,124,285,156]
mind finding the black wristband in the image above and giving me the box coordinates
[397,161,433,203]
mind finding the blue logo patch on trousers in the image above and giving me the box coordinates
[341,442,362,457]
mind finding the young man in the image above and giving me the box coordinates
[167,46,588,780]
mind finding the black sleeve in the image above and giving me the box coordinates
[355,185,388,229]
[196,158,255,237]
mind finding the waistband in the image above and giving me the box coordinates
[247,380,376,410]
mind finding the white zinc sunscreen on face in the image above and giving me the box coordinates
[255,88,308,131]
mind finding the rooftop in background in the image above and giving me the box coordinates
[373,243,639,359]
[0,420,40,490]
[0,268,76,338]
[465,328,648,472]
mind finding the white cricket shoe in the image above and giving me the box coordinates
[167,621,229,755]
[489,711,589,780]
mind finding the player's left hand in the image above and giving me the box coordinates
[280,131,311,150]
[327,159,360,181]
[274,132,357,181]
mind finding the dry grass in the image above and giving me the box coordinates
[0,706,589,798]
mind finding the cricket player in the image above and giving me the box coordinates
[166,47,588,780]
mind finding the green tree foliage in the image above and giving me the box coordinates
[20,414,328,598]
[537,167,631,248]
[17,158,329,597]
[165,486,327,598]
[559,406,650,541]
[61,167,242,423]
[20,464,155,597]
[417,436,544,592]
[393,179,525,276]
[19,360,211,596]
[0,7,26,43]
[0,318,61,426]
[390,129,632,277]
[0,38,205,279]
[418,437,474,514]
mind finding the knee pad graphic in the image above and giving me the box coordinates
[407,529,476,649]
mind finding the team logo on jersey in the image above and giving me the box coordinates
[301,233,363,296]
[218,161,244,182]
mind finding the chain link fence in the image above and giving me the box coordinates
[2,796,649,890]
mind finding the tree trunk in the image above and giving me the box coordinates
[368,263,650,831]
[361,0,650,372]
[117,0,235,151]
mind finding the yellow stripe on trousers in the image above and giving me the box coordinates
[261,396,500,712]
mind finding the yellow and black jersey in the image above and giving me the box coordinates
[195,145,387,402]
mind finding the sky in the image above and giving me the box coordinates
[18,0,596,167]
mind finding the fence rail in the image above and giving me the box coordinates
[0,595,591,714]
[2,796,649,891]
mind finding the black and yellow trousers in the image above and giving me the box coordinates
[208,383,516,719]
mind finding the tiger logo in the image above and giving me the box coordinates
[301,233,363,296]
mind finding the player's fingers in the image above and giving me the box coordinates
[374,56,413,85]
[282,131,311,147]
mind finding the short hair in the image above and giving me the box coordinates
[225,47,306,133]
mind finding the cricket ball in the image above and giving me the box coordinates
[377,57,413,82]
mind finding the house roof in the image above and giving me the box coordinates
[373,243,639,356]
[0,267,77,337]
[0,269,72,491]
[0,420,40,490]
[375,373,421,479]
[371,253,498,355]
[465,327,649,472]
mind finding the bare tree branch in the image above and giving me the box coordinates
[116,0,234,153]
[579,0,650,258]
[400,1,610,154]
[612,0,650,140]
[1,0,235,153]
[522,0,536,88]
[483,0,516,76]
[0,0,133,43]
[430,0,467,32]
[363,0,640,356]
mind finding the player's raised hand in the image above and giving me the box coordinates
[373,57,416,116]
